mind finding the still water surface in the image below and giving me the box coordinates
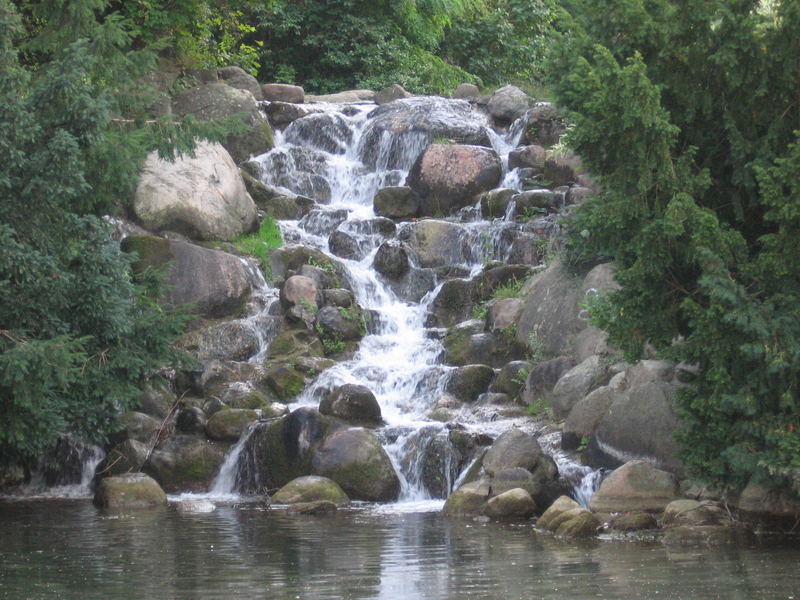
[1,500,798,600]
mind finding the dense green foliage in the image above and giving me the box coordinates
[550,0,800,494]
[0,0,236,469]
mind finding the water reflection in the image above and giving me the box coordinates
[0,501,798,599]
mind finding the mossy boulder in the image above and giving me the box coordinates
[269,245,347,287]
[555,510,601,538]
[94,473,167,509]
[662,499,723,527]
[445,364,495,403]
[263,362,307,402]
[443,480,491,516]
[287,501,339,515]
[135,383,175,419]
[311,428,400,502]
[272,475,350,506]
[319,384,382,426]
[109,411,160,445]
[610,511,658,532]
[373,186,420,219]
[104,439,150,476]
[484,488,537,520]
[266,329,325,360]
[537,496,583,531]
[205,408,258,442]
[428,279,477,327]
[143,435,226,493]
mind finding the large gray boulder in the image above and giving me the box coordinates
[284,112,353,154]
[178,320,260,362]
[217,66,263,100]
[172,82,273,162]
[487,85,533,122]
[589,381,685,476]
[562,385,616,450]
[484,488,537,520]
[311,428,400,502]
[306,89,375,103]
[483,429,545,477]
[515,261,618,359]
[205,408,258,442]
[407,144,501,216]
[261,83,305,103]
[359,97,492,170]
[373,186,420,219]
[551,355,609,419]
[319,384,382,426]
[133,141,258,241]
[122,235,255,319]
[589,460,679,513]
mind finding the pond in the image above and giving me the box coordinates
[1,500,798,600]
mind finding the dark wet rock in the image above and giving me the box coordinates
[143,435,226,493]
[407,144,502,216]
[492,361,530,397]
[266,329,324,360]
[123,236,255,319]
[474,264,533,302]
[398,220,470,268]
[287,500,339,515]
[319,384,382,426]
[373,186,420,219]
[445,365,495,403]
[205,409,258,442]
[269,245,348,287]
[259,146,332,203]
[443,320,524,368]
[428,279,477,328]
[589,460,679,514]
[380,266,437,303]
[556,510,601,538]
[94,473,167,509]
[272,475,350,506]
[265,101,322,127]
[359,97,492,170]
[284,112,353,154]
[240,170,304,219]
[480,188,517,219]
[521,356,576,404]
[311,428,400,502]
[175,406,207,435]
[263,362,307,402]
[522,104,566,148]
[322,288,355,308]
[610,511,659,532]
[109,412,160,445]
[135,384,175,420]
[104,439,150,476]
[315,306,365,342]
[373,241,411,279]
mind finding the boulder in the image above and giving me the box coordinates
[123,235,255,319]
[610,511,658,532]
[172,83,273,162]
[508,145,547,171]
[589,381,685,476]
[266,329,324,360]
[175,498,216,513]
[175,406,207,435]
[315,306,365,342]
[359,97,491,170]
[135,384,175,420]
[428,279,477,327]
[487,85,533,122]
[555,510,601,538]
[484,488,537,520]
[492,361,530,397]
[143,435,226,493]
[373,186,419,219]
[399,220,470,268]
[589,460,679,513]
[269,245,347,285]
[543,154,583,187]
[483,429,544,477]
[537,496,582,531]
[311,428,400,502]
[109,412,160,445]
[735,481,800,525]
[205,408,258,442]
[443,480,491,516]
[262,83,304,103]
[178,320,260,362]
[280,275,319,311]
[662,499,723,527]
[442,320,522,368]
[562,386,616,450]
[94,473,167,509]
[217,66,263,99]
[522,104,566,147]
[265,101,321,127]
[287,500,339,515]
[551,355,609,419]
[306,89,375,103]
[271,475,350,506]
[132,141,258,241]
[407,144,502,216]
[445,365,495,403]
[240,170,304,219]
[373,241,411,279]
[486,299,524,333]
[259,146,332,203]
[375,84,411,104]
[488,467,540,499]
[263,362,307,401]
[104,439,150,476]
[284,112,353,154]
[319,384,382,426]
[521,356,576,404]
[452,83,480,101]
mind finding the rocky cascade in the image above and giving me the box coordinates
[12,79,796,535]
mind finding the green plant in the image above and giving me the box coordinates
[299,298,318,314]
[472,302,488,320]
[322,336,346,355]
[518,206,547,222]
[512,365,530,387]
[230,217,283,280]
[577,436,589,452]
[526,399,551,417]
[527,328,546,364]
[493,278,525,299]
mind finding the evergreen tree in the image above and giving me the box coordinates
[549,0,800,494]
[0,0,229,470]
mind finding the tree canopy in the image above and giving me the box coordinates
[549,0,800,495]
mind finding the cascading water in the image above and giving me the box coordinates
[238,96,599,506]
